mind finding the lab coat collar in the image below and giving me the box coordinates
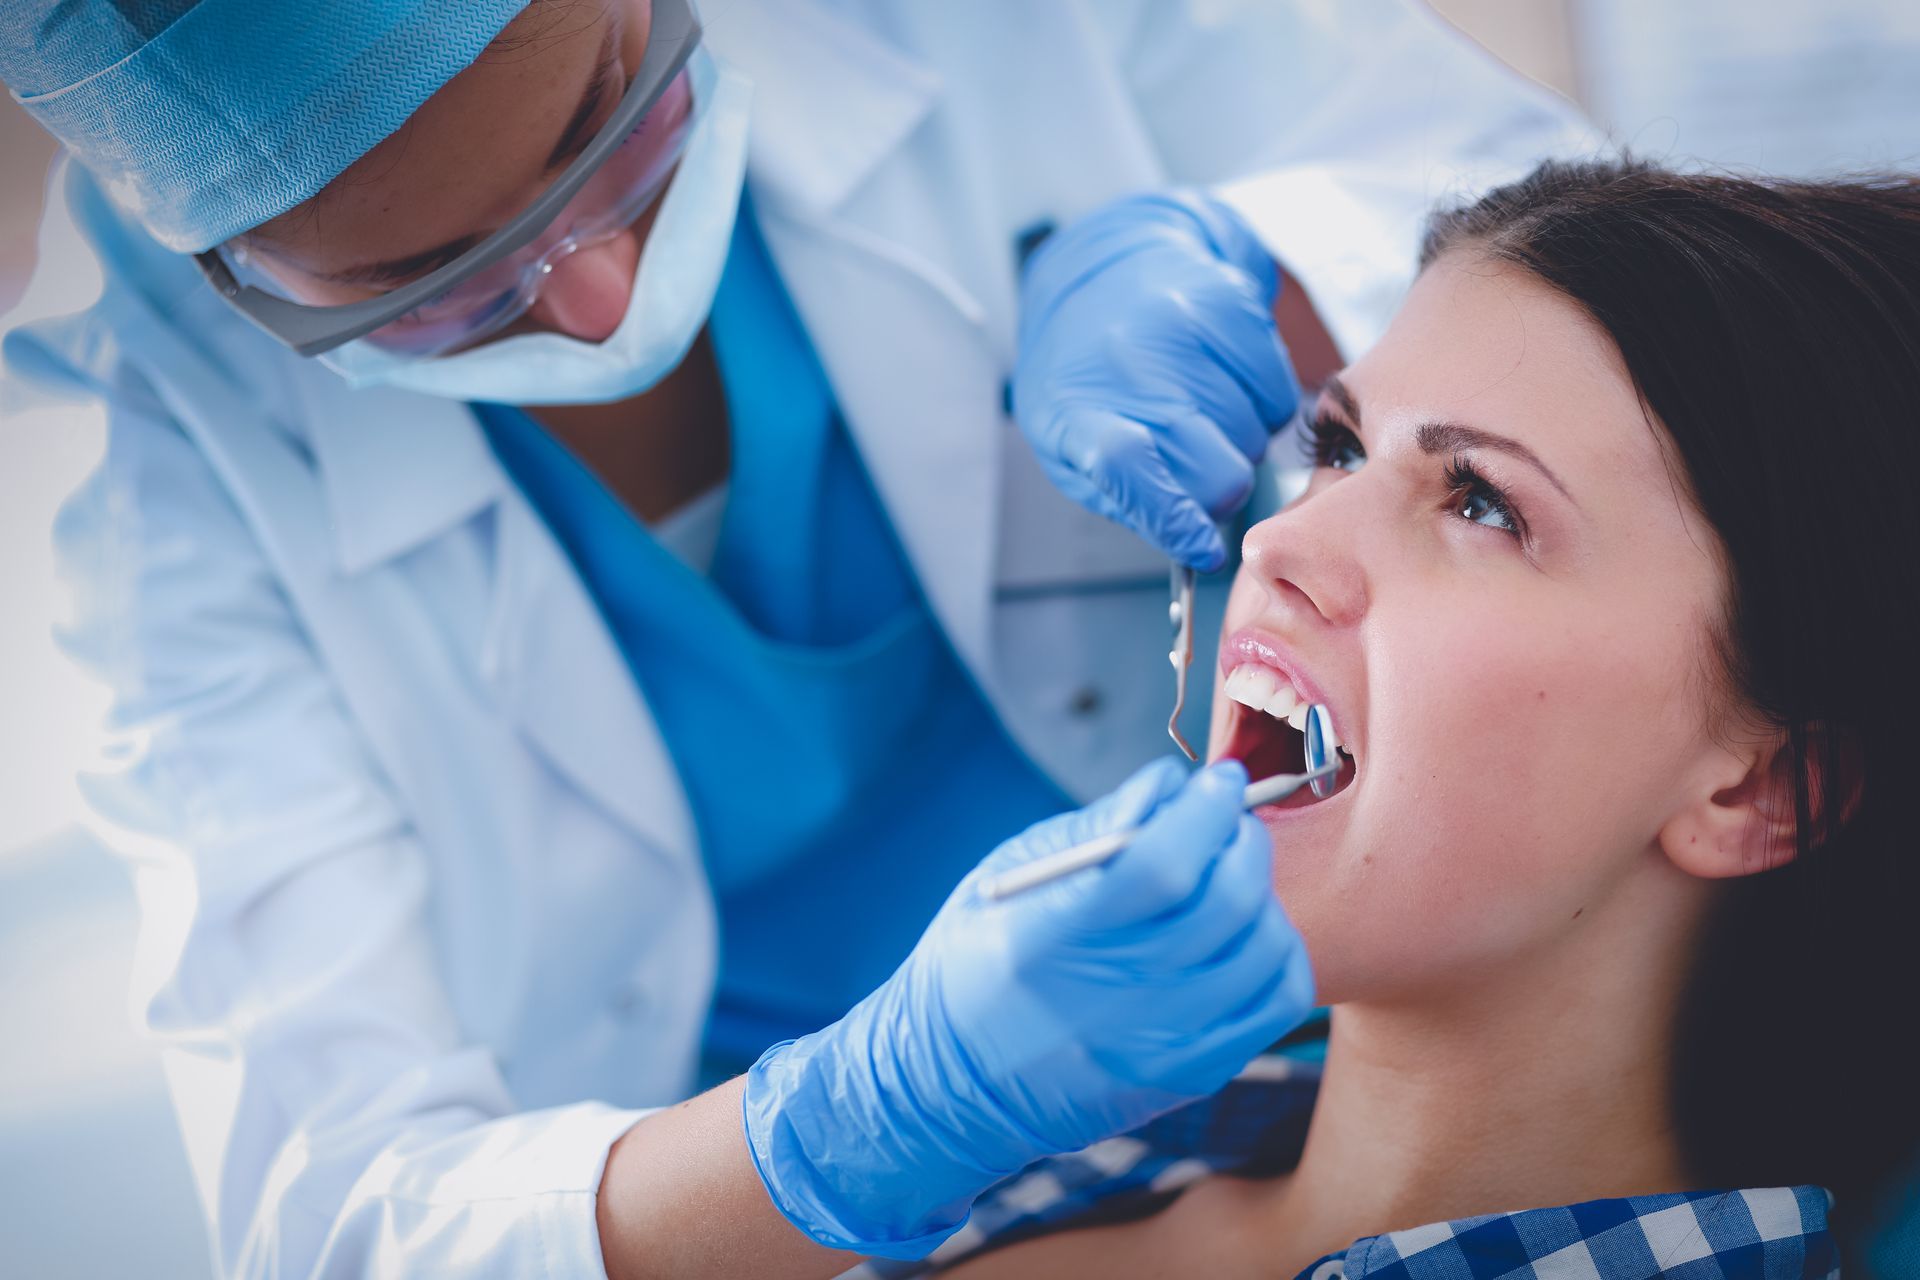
[705,0,942,217]
[715,0,995,678]
[750,203,1002,681]
[292,363,506,576]
[481,493,701,863]
[230,358,696,859]
[290,374,692,853]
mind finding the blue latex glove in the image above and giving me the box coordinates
[742,758,1315,1258]
[1014,189,1303,571]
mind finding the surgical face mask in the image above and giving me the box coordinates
[319,49,751,405]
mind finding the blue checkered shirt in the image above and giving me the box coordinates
[843,1056,1836,1279]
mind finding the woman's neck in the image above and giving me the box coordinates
[1256,869,1710,1269]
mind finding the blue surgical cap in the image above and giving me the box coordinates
[2,0,531,252]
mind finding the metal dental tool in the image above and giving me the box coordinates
[1309,698,1339,799]
[983,703,1338,902]
[1167,564,1199,761]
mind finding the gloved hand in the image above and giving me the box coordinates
[742,757,1315,1258]
[1014,189,1303,571]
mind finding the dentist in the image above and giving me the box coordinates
[2,0,1586,1275]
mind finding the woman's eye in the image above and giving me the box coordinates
[1457,487,1514,531]
[1444,458,1523,538]
[1309,420,1366,472]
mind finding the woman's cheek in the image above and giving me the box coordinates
[1282,626,1612,998]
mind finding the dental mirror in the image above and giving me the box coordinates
[1306,703,1337,799]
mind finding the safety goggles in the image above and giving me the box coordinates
[192,0,701,360]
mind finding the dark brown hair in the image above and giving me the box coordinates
[1422,159,1920,1234]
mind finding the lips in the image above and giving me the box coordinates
[1216,629,1358,811]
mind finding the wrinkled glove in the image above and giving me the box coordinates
[742,757,1315,1258]
[1014,189,1302,571]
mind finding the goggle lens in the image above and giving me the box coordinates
[221,69,698,359]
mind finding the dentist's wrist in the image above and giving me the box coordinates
[740,987,1021,1260]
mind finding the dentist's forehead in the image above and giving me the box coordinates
[251,1,627,267]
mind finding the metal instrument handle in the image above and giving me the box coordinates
[979,759,1337,901]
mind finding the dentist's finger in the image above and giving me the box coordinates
[1166,815,1279,967]
[1044,406,1226,568]
[1186,274,1302,431]
[1170,956,1313,1081]
[1097,813,1273,970]
[972,756,1189,887]
[1157,407,1258,518]
[1077,760,1249,929]
[1152,492,1231,573]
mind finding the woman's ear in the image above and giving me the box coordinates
[1658,730,1800,880]
[1658,723,1858,880]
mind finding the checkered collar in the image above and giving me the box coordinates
[850,1056,1837,1279]
[1303,1183,1836,1279]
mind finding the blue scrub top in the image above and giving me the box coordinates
[476,201,1068,1079]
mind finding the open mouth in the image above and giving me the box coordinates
[1217,664,1357,812]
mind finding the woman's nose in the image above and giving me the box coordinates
[1240,480,1370,627]
[526,231,641,342]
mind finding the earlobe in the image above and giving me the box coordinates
[1658,733,1802,881]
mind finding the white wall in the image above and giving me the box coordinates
[1,72,203,1280]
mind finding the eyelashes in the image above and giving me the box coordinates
[1440,455,1525,540]
[1297,415,1529,544]
[1299,414,1364,472]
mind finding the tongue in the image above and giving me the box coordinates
[1221,704,1307,784]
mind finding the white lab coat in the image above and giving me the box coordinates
[3,2,1588,1275]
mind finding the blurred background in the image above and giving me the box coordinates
[3,1,1918,1274]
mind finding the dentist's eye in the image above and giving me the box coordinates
[1442,456,1526,540]
[1303,416,1365,473]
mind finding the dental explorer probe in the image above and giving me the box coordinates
[1166,564,1200,762]
[981,704,1337,902]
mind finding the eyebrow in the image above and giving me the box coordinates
[545,33,623,171]
[311,30,623,289]
[1318,374,1574,503]
[314,234,487,288]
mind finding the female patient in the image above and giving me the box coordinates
[860,160,1920,1278]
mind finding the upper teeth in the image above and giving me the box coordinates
[1224,664,1345,752]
